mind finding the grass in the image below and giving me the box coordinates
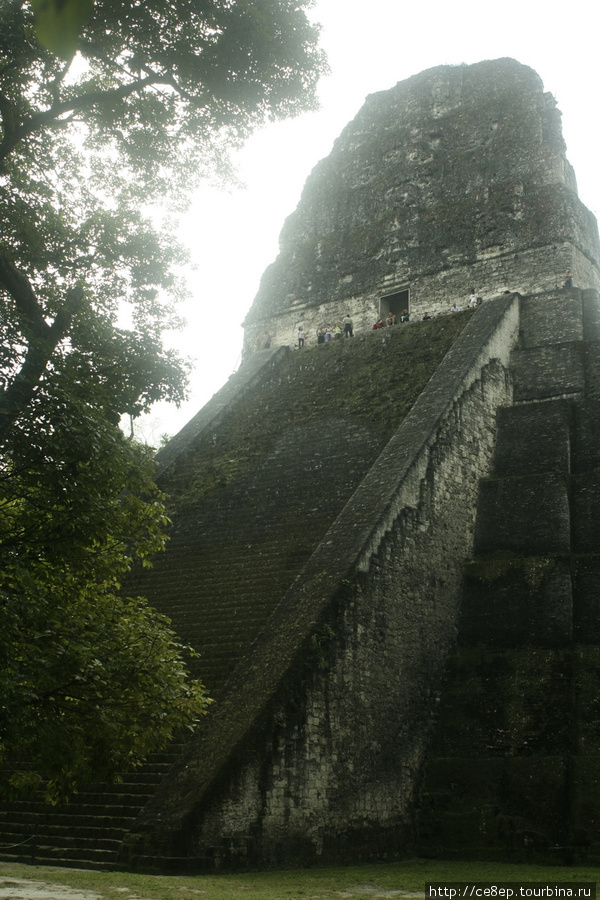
[0,859,598,900]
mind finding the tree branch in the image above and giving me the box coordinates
[0,73,163,161]
[0,256,84,441]
[0,254,49,339]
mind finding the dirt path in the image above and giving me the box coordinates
[0,878,101,900]
[0,874,425,900]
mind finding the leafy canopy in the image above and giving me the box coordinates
[0,0,326,797]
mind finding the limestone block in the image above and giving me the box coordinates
[571,472,600,554]
[493,401,571,476]
[461,556,572,646]
[511,343,585,401]
[573,558,600,643]
[569,756,600,856]
[572,399,600,473]
[572,647,600,751]
[520,294,583,348]
[584,341,600,398]
[473,473,571,556]
[430,647,572,758]
[568,651,600,845]
[583,290,600,341]
[418,756,569,859]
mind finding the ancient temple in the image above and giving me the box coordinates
[2,58,600,871]
[243,57,599,347]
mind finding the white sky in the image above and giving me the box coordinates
[139,0,600,444]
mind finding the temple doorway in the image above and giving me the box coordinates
[380,288,410,322]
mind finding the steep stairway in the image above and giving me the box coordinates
[134,315,471,697]
[417,287,600,863]
[0,314,470,869]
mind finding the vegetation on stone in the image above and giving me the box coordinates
[166,315,471,509]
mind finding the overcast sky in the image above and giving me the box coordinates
[139,0,600,444]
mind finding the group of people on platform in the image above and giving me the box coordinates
[447,289,483,315]
[372,309,410,329]
[298,314,355,347]
[295,291,485,349]
[243,288,489,362]
[242,274,579,364]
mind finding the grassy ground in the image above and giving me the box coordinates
[0,859,598,900]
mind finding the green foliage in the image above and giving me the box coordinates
[0,385,212,801]
[0,0,325,796]
[32,0,93,58]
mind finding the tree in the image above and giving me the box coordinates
[0,0,326,799]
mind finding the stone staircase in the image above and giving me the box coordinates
[0,753,175,868]
[417,287,600,863]
[135,315,471,697]
[0,314,470,869]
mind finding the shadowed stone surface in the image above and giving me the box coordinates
[417,287,600,863]
[493,401,571,476]
[473,473,571,557]
[511,342,586,401]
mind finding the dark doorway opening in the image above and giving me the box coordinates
[380,288,410,322]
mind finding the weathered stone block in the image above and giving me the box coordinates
[520,293,583,348]
[461,556,572,646]
[583,289,600,341]
[569,756,600,857]
[511,343,585,401]
[418,757,568,860]
[584,341,600,398]
[473,473,571,556]
[431,646,572,757]
[493,401,571,476]
[573,558,600,642]
[571,472,600,554]
[573,646,600,751]
[572,399,600,473]
[498,757,569,853]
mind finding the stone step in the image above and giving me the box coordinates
[0,850,119,871]
[0,823,130,841]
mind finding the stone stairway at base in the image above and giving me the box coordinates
[0,315,470,870]
[416,287,600,863]
[0,752,177,869]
